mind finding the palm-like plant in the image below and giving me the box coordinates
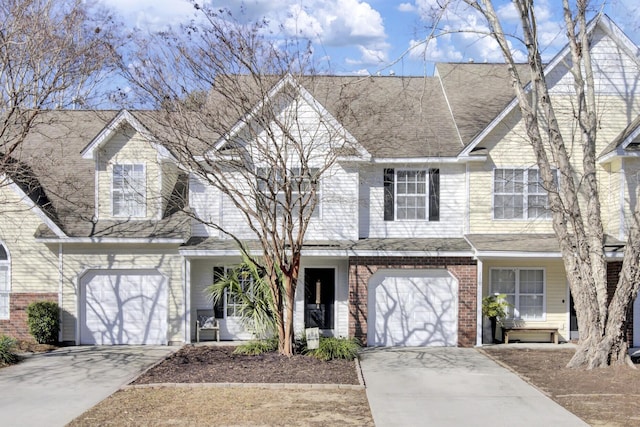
[205,254,281,340]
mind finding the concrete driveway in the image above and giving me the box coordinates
[360,347,588,427]
[0,345,175,427]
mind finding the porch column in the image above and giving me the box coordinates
[476,259,483,346]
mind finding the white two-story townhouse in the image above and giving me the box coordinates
[1,14,639,348]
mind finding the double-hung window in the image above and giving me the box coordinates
[112,164,146,218]
[0,244,9,319]
[493,168,557,219]
[490,268,545,320]
[256,167,320,218]
[384,168,439,221]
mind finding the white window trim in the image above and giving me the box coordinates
[394,168,429,222]
[492,167,556,221]
[489,267,547,322]
[223,266,254,319]
[256,166,322,220]
[0,243,10,320]
[111,163,146,218]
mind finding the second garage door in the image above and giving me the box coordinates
[80,269,168,345]
[367,269,458,347]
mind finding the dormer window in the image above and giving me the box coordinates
[112,164,146,218]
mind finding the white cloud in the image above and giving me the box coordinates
[408,36,463,62]
[398,3,415,13]
[101,0,390,71]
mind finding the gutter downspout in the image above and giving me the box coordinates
[475,258,483,346]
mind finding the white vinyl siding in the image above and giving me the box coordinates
[490,268,545,321]
[112,164,146,217]
[493,168,556,220]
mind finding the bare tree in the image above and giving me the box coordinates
[0,0,120,168]
[448,0,640,368]
[123,6,359,355]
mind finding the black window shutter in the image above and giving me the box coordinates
[213,266,225,318]
[429,168,440,221]
[384,168,395,221]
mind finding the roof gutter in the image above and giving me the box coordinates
[35,237,186,244]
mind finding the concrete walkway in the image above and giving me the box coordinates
[360,347,588,427]
[0,345,175,427]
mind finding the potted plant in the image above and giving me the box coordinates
[482,294,509,344]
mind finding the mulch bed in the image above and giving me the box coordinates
[483,347,640,426]
[133,345,360,385]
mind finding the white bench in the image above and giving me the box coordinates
[196,309,220,343]
[502,327,559,344]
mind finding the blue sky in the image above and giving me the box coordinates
[100,0,640,76]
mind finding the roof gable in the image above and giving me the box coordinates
[81,109,174,161]
[211,74,371,161]
[458,14,640,158]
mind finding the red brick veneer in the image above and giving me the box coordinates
[348,257,477,347]
[0,293,58,341]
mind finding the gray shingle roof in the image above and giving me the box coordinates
[182,237,472,253]
[466,234,625,252]
[436,63,529,146]
[9,69,520,239]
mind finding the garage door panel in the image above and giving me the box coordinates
[81,270,168,345]
[368,270,458,347]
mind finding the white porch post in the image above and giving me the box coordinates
[184,258,192,344]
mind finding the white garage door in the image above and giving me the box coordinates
[80,270,168,345]
[367,269,458,347]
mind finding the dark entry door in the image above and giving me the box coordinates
[570,292,579,340]
[304,268,335,330]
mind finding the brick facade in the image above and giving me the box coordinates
[348,256,477,347]
[0,293,58,341]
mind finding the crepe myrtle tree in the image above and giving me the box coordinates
[436,0,640,368]
[122,5,360,356]
[0,0,120,171]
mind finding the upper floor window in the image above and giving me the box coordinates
[112,164,146,218]
[490,268,545,321]
[0,244,9,319]
[256,167,320,218]
[493,168,557,220]
[384,168,439,221]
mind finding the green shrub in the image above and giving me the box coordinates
[26,301,59,344]
[305,337,361,361]
[233,338,279,355]
[0,335,18,366]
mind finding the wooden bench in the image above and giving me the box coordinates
[196,309,220,343]
[502,327,559,344]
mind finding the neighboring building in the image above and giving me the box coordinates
[1,14,639,347]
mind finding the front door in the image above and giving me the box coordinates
[304,268,335,331]
[569,292,579,340]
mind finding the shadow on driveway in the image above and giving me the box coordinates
[359,347,588,427]
[0,345,176,427]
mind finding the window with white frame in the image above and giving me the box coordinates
[0,244,9,320]
[112,164,146,217]
[225,267,253,318]
[256,167,320,218]
[493,168,557,219]
[383,168,440,221]
[490,268,545,320]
